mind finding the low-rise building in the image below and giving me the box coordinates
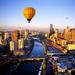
[45,32,49,38]
[13,50,25,56]
[67,44,75,50]
[56,38,67,47]
[31,31,38,36]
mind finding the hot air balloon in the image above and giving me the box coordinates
[23,7,36,23]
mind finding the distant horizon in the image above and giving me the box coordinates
[0,23,74,33]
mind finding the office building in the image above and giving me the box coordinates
[70,28,75,42]
[4,32,9,40]
[23,29,29,39]
[49,24,55,35]
[11,30,19,42]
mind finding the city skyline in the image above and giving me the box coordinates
[0,0,75,31]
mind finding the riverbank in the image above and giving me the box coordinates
[44,38,67,54]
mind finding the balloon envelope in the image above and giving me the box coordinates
[23,7,36,23]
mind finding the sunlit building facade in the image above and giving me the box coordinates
[23,29,29,39]
[4,32,9,40]
[18,38,24,49]
[31,31,38,36]
[11,30,19,42]
[56,38,67,47]
[0,36,2,44]
[10,41,15,52]
[67,44,75,50]
[63,27,69,40]
[70,29,75,42]
[45,32,49,38]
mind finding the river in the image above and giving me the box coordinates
[0,41,45,75]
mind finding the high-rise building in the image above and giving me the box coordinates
[0,36,2,44]
[18,38,24,49]
[23,29,29,39]
[63,27,75,42]
[10,41,15,52]
[11,30,20,50]
[49,24,55,35]
[2,32,4,40]
[4,32,9,40]
[11,30,19,42]
[70,28,75,42]
[0,32,2,44]
[55,29,59,38]
[63,26,69,40]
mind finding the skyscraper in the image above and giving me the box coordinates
[23,29,29,39]
[11,30,19,42]
[63,26,69,40]
[49,24,55,35]
[70,28,75,42]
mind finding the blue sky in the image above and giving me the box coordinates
[0,0,75,31]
